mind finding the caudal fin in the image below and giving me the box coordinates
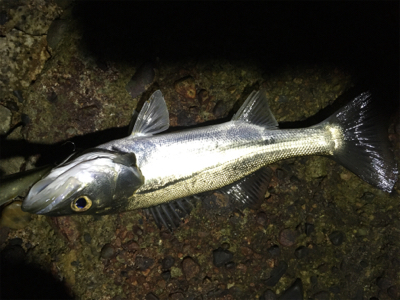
[325,91,398,192]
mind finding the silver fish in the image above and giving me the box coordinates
[21,90,398,229]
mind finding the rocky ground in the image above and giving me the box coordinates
[0,1,399,299]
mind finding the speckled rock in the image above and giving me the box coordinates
[174,76,196,99]
[0,29,50,92]
[0,105,11,134]
[0,201,32,230]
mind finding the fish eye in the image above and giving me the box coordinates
[71,196,92,212]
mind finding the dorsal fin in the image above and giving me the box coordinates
[130,90,170,136]
[232,89,278,129]
[218,167,273,207]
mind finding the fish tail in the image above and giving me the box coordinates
[325,91,398,192]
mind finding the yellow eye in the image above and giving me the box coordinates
[71,196,92,212]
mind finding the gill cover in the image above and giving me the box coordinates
[22,149,144,216]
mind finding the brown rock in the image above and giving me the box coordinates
[182,257,200,280]
[174,76,196,99]
[278,229,297,247]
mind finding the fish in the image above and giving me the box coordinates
[21,90,398,230]
[0,165,53,206]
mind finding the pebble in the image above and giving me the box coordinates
[329,231,344,246]
[256,212,267,225]
[182,257,200,280]
[312,291,329,300]
[174,76,196,99]
[260,289,277,300]
[145,293,159,300]
[265,260,288,286]
[279,278,303,300]
[100,243,114,259]
[161,255,175,270]
[305,223,315,236]
[267,245,280,258]
[294,246,308,259]
[83,232,92,244]
[161,270,171,281]
[212,247,233,267]
[279,229,297,247]
[213,100,229,118]
[0,201,32,230]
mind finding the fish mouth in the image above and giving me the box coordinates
[22,177,82,214]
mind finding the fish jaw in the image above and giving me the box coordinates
[22,176,84,214]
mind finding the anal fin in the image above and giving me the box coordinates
[218,167,272,208]
[144,198,196,231]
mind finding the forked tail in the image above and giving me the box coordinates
[324,91,398,192]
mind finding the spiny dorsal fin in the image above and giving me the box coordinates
[143,198,196,231]
[218,167,273,207]
[232,89,278,129]
[130,90,170,136]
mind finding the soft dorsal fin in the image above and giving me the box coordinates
[130,90,170,136]
[232,89,278,129]
[218,167,273,207]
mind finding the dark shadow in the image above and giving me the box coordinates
[0,245,73,299]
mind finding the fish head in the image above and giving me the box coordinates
[22,149,144,216]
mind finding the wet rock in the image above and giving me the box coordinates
[161,255,175,270]
[279,229,297,247]
[174,76,196,99]
[265,261,288,286]
[212,247,233,267]
[256,212,268,225]
[0,105,12,134]
[182,257,200,280]
[305,223,315,236]
[279,278,303,300]
[126,62,156,99]
[329,231,344,246]
[136,256,154,271]
[0,244,25,265]
[145,293,159,300]
[0,201,32,229]
[100,243,114,259]
[294,246,308,259]
[267,245,280,258]
[312,291,329,300]
[260,289,277,300]
[47,19,69,49]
